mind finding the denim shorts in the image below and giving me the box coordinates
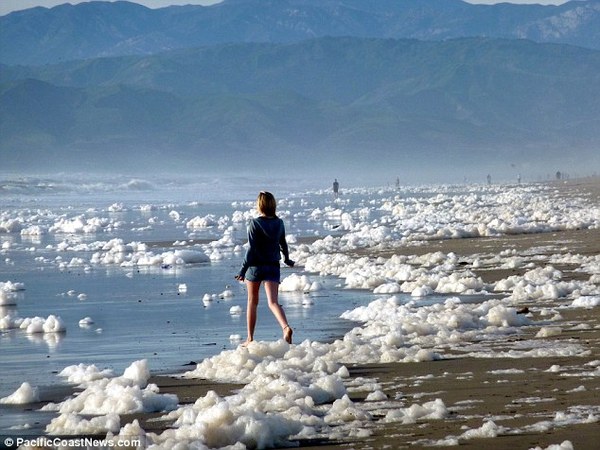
[245,265,280,283]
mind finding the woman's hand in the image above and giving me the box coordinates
[235,274,245,281]
[284,258,295,267]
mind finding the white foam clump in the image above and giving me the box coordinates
[78,316,94,327]
[166,343,347,441]
[383,398,448,424]
[108,202,127,212]
[325,394,372,424]
[0,382,40,404]
[59,363,114,384]
[340,296,530,360]
[0,293,14,306]
[219,289,234,298]
[4,314,66,333]
[152,388,303,449]
[88,239,209,267]
[139,204,156,212]
[279,273,322,292]
[203,231,239,261]
[20,225,45,236]
[0,280,25,291]
[571,296,600,308]
[493,265,581,302]
[373,282,402,294]
[50,215,112,234]
[47,413,121,436]
[0,314,18,330]
[489,368,525,375]
[0,280,25,305]
[302,251,484,295]
[168,288,542,449]
[186,214,217,229]
[0,218,23,233]
[154,340,398,449]
[411,285,433,297]
[45,360,177,435]
[485,304,530,327]
[106,420,147,449]
[229,305,242,315]
[459,420,507,439]
[147,249,209,266]
[530,441,574,450]
[522,410,599,435]
[365,390,388,401]
[409,418,508,447]
[231,209,254,223]
[202,293,215,302]
[536,327,562,338]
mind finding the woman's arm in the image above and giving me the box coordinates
[279,220,294,267]
[236,220,257,279]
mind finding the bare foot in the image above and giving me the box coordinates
[240,339,253,348]
[283,326,293,344]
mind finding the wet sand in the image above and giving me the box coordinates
[13,178,600,449]
[330,307,600,450]
[304,177,600,449]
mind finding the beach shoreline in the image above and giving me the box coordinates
[142,177,600,449]
[3,177,599,449]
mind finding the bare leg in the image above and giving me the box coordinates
[264,281,293,344]
[244,280,260,345]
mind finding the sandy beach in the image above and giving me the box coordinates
[111,177,599,450]
[3,177,598,450]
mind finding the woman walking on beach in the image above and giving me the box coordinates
[235,191,295,346]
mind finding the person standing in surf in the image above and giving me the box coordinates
[333,178,339,199]
[235,191,295,346]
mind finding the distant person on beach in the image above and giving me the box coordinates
[235,191,295,346]
[333,179,339,199]
[487,174,492,185]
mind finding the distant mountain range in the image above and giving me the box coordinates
[1,0,599,65]
[2,36,599,176]
[1,1,599,179]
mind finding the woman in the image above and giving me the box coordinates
[235,191,295,345]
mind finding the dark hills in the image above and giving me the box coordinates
[1,0,600,65]
[2,37,599,177]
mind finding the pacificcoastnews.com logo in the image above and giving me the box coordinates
[2,436,144,448]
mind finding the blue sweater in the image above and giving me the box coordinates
[239,216,290,277]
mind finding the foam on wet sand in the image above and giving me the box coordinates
[1,178,599,449]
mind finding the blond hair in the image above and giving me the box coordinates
[257,191,277,217]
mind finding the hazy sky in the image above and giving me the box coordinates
[0,0,571,16]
